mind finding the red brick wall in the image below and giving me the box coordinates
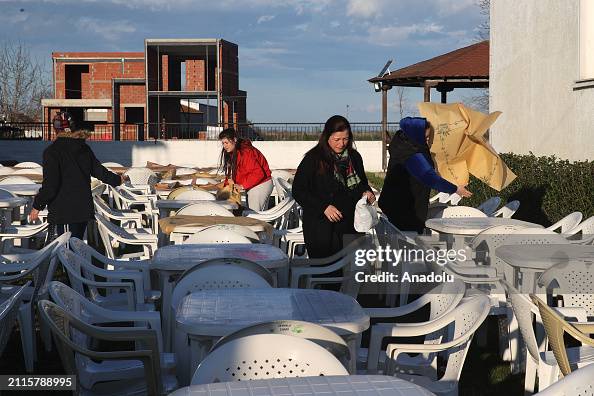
[186,59,205,91]
[161,54,169,91]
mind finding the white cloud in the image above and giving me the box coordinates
[367,23,444,46]
[75,17,136,41]
[346,0,383,19]
[240,45,302,70]
[330,21,340,28]
[434,0,476,16]
[257,15,275,24]
[294,23,309,31]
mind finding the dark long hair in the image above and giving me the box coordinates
[309,115,355,174]
[218,128,245,180]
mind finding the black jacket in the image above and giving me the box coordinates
[32,137,121,224]
[292,148,371,258]
[378,131,434,233]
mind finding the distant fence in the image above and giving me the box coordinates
[0,122,400,142]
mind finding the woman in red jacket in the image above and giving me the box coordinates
[219,128,273,210]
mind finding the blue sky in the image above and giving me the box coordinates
[0,0,486,122]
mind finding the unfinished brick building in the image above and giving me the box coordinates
[41,39,247,140]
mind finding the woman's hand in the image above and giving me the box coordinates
[363,190,376,204]
[456,184,473,198]
[324,205,343,222]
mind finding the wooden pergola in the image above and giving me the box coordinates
[368,41,489,169]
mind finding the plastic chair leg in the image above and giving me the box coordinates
[18,303,35,372]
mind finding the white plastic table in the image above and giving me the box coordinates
[175,288,370,384]
[425,217,542,249]
[496,244,594,292]
[152,243,290,352]
[0,197,27,232]
[156,200,238,218]
[169,375,435,396]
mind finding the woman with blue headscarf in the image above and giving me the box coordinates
[378,117,472,233]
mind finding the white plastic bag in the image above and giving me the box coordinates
[354,196,379,232]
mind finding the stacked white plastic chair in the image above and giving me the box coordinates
[534,364,594,396]
[95,214,158,259]
[184,228,251,244]
[0,283,30,363]
[176,202,233,217]
[491,200,520,218]
[38,299,178,395]
[546,212,582,233]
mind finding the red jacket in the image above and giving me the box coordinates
[226,140,271,191]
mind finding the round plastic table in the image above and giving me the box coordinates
[175,288,370,384]
[169,375,435,396]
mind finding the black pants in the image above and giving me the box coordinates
[56,222,87,241]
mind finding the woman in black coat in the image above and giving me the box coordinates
[292,115,375,258]
[30,111,124,240]
[378,116,472,233]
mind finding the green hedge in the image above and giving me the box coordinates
[367,153,594,226]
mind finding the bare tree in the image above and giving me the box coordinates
[465,0,490,113]
[394,86,408,119]
[0,41,51,122]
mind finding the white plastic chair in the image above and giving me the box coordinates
[123,167,158,187]
[546,212,583,233]
[385,295,491,396]
[476,196,501,216]
[191,334,348,385]
[429,192,451,204]
[0,188,16,198]
[0,222,48,254]
[95,214,158,260]
[168,258,274,370]
[534,364,594,396]
[433,206,487,219]
[271,169,294,183]
[38,299,178,395]
[505,282,592,393]
[538,261,594,317]
[173,189,216,201]
[0,282,30,362]
[0,168,15,176]
[0,176,36,185]
[14,162,41,169]
[69,237,157,304]
[365,279,466,375]
[93,196,143,229]
[565,216,594,243]
[57,246,154,311]
[175,167,196,176]
[184,229,251,244]
[491,200,520,218]
[176,202,233,217]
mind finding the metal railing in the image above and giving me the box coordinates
[0,122,400,142]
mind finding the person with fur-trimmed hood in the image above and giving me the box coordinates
[30,111,126,240]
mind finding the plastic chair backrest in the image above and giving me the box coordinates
[476,196,501,215]
[491,200,520,218]
[176,202,233,216]
[440,295,491,382]
[504,282,542,363]
[174,189,216,201]
[0,188,16,198]
[534,364,594,396]
[166,186,194,200]
[172,259,273,310]
[429,192,450,203]
[185,229,251,244]
[546,212,583,233]
[14,162,41,168]
[435,206,487,218]
[191,334,348,384]
[0,282,29,356]
[211,320,350,363]
[0,176,36,185]
[531,295,594,376]
[566,216,594,236]
[123,167,158,186]
[538,261,594,316]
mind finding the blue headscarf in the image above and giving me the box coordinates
[399,117,428,146]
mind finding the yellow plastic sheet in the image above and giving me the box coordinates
[418,102,516,191]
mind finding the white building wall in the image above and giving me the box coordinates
[0,140,384,171]
[490,0,594,160]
